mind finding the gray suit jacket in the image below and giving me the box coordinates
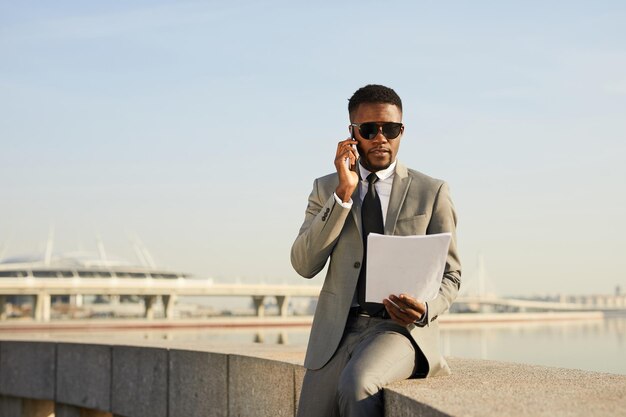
[291,161,461,377]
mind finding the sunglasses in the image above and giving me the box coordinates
[350,122,403,140]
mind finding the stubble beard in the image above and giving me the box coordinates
[360,151,393,173]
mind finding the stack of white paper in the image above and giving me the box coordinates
[365,232,451,303]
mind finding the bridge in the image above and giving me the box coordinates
[0,278,321,322]
[1,278,624,322]
[454,294,626,312]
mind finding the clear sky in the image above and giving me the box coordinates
[1,1,625,296]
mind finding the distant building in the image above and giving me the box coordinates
[0,243,190,318]
[0,252,188,280]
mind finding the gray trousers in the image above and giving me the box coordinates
[297,315,417,417]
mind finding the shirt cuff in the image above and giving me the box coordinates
[415,303,429,325]
[333,193,353,208]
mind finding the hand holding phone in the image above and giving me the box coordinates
[334,133,359,202]
[344,143,357,170]
[344,126,358,170]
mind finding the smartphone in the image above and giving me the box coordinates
[345,127,358,170]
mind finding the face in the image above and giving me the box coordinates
[350,103,403,172]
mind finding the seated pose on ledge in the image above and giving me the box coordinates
[291,84,461,417]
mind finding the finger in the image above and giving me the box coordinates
[395,294,426,314]
[384,298,405,314]
[385,304,410,325]
[389,307,414,326]
[385,299,414,322]
[389,295,411,310]
[342,143,358,158]
[390,307,418,326]
[388,295,405,310]
[388,297,422,322]
[336,149,355,167]
[338,145,358,167]
[335,143,356,161]
[335,144,353,159]
[383,299,403,320]
[337,138,357,149]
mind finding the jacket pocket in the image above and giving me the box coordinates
[395,213,428,235]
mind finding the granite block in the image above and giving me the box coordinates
[0,341,55,400]
[85,411,113,417]
[55,403,81,417]
[57,343,112,411]
[111,345,167,417]
[384,357,626,417]
[229,354,296,417]
[168,349,228,417]
[0,395,22,417]
[294,365,306,415]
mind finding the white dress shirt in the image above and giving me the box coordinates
[333,160,397,222]
[333,160,429,324]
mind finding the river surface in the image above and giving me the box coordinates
[2,315,624,375]
[439,316,626,375]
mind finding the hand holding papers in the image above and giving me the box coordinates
[365,233,451,303]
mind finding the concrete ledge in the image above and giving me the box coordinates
[229,355,297,417]
[112,345,168,417]
[0,341,56,400]
[0,339,624,416]
[385,358,626,417]
[0,395,22,417]
[55,403,82,417]
[168,349,228,417]
[57,343,112,412]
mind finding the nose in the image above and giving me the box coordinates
[371,127,388,143]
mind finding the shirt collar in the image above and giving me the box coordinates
[358,159,397,182]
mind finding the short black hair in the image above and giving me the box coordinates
[348,84,402,119]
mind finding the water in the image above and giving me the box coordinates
[440,316,626,375]
[2,316,624,375]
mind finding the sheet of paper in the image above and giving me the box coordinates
[365,232,451,303]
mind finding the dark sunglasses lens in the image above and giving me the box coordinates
[358,123,402,139]
[358,123,379,139]
[382,123,402,139]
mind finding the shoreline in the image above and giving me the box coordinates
[0,310,605,332]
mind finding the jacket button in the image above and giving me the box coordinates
[321,216,327,221]
[354,262,361,268]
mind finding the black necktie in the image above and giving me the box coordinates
[358,173,385,316]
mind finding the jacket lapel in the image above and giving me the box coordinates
[385,161,411,235]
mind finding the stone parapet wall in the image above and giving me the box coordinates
[0,340,304,417]
[0,339,625,417]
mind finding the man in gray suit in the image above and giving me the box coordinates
[291,84,461,417]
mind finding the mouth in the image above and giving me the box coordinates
[369,148,390,156]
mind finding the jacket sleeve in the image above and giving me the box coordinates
[290,178,352,279]
[425,182,462,321]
